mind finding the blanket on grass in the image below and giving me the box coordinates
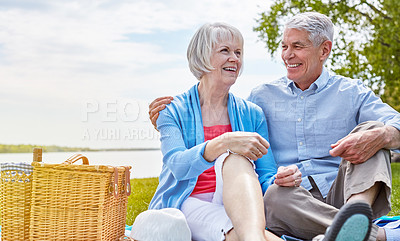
[0,216,398,240]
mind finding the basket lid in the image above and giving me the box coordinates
[31,161,130,173]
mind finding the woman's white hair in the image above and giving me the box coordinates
[285,12,334,46]
[187,22,244,80]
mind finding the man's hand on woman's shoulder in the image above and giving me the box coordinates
[148,96,174,129]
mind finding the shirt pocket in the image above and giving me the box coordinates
[313,119,348,157]
[271,100,296,121]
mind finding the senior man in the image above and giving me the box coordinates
[149,12,400,241]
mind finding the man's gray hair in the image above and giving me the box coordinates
[285,12,334,46]
[187,22,244,80]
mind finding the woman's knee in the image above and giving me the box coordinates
[221,154,255,178]
[224,153,253,168]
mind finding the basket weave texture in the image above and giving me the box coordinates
[0,163,33,241]
[29,156,131,241]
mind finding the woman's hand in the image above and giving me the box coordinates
[148,96,174,129]
[217,131,270,161]
[274,165,302,187]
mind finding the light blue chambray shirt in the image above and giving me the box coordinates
[248,68,400,198]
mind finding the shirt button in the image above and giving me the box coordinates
[297,118,302,122]
[299,142,303,146]
[300,96,304,100]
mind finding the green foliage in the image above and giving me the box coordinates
[254,0,400,111]
[0,144,93,153]
[0,144,159,153]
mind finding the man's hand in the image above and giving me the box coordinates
[329,127,390,164]
[274,165,302,187]
[148,96,173,129]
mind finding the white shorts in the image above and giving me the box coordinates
[181,152,256,241]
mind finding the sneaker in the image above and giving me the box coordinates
[322,201,373,241]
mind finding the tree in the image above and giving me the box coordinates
[254,0,400,111]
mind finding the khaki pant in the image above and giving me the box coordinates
[264,121,392,241]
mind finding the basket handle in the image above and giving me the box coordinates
[62,154,89,165]
[111,167,131,198]
[125,166,131,196]
[33,148,43,162]
[113,167,119,198]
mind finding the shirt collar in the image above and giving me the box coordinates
[313,67,329,93]
[285,67,330,94]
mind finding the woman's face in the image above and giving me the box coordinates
[206,38,242,86]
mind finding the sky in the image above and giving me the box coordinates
[0,0,287,149]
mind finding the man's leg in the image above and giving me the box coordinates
[264,184,337,239]
[326,121,392,241]
[327,121,392,216]
[264,185,373,241]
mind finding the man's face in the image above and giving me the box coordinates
[281,28,326,90]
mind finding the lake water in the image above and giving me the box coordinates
[0,150,163,178]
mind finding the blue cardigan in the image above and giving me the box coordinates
[149,84,277,210]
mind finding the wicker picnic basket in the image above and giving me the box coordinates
[0,162,34,241]
[29,151,131,241]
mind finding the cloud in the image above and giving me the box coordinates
[0,0,285,148]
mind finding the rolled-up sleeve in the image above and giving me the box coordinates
[356,80,400,132]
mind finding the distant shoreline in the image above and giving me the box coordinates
[0,144,160,153]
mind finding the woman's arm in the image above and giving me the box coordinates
[203,131,271,162]
[158,109,213,181]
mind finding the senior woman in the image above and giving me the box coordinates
[147,22,300,241]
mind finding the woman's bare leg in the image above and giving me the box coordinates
[222,154,280,241]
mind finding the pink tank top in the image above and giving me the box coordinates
[191,124,232,195]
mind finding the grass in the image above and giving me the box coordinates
[389,163,400,216]
[126,177,159,225]
[126,163,400,224]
